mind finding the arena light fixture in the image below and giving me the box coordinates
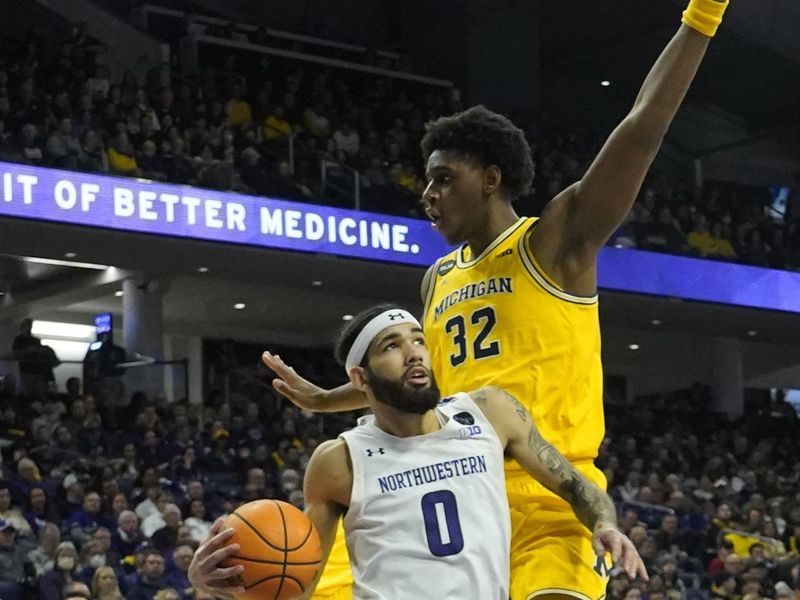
[311,280,323,287]
[32,320,96,341]
[342,314,354,321]
[747,330,758,337]
[114,290,124,297]
[234,303,246,310]
[64,252,77,259]
[19,256,110,270]
[601,80,611,87]
[197,267,209,273]
[651,319,662,326]
[628,343,640,351]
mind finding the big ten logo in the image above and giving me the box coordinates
[459,425,482,438]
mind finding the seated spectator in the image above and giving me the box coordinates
[654,513,681,551]
[154,589,181,600]
[262,105,291,141]
[138,140,167,180]
[27,521,60,576]
[75,539,107,585]
[328,120,360,164]
[107,132,141,176]
[134,484,161,522]
[91,565,124,600]
[150,504,182,554]
[637,207,687,254]
[141,493,174,539]
[127,549,167,600]
[63,580,93,600]
[183,500,211,544]
[46,117,81,169]
[17,123,44,165]
[111,510,142,562]
[706,221,738,260]
[163,545,193,599]
[739,229,771,267]
[66,491,102,547]
[77,129,108,173]
[0,482,33,539]
[0,519,26,600]
[708,539,735,574]
[225,84,252,128]
[39,541,79,599]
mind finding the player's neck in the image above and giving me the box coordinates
[465,201,520,256]
[372,404,442,438]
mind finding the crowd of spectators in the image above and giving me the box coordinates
[0,20,797,271]
[0,334,344,599]
[4,318,800,600]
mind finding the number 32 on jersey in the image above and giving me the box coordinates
[444,306,500,367]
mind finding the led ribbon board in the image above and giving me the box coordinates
[1,162,799,313]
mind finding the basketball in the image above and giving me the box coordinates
[222,499,323,600]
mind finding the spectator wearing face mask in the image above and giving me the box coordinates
[76,539,108,586]
[39,541,79,599]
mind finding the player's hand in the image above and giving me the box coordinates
[592,525,648,580]
[262,351,327,410]
[187,517,245,598]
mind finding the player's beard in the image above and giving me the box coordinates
[365,365,441,415]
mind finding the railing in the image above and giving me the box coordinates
[320,160,361,210]
[0,357,190,404]
[133,4,401,63]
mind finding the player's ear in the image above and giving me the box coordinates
[483,165,502,196]
[348,366,368,390]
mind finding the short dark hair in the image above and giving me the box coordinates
[334,303,405,368]
[421,105,534,201]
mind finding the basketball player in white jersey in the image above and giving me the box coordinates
[188,304,646,599]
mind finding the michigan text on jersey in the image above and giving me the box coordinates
[432,277,513,321]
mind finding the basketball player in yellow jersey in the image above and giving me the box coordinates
[257,2,731,599]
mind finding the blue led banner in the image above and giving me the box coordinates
[0,161,452,267]
[2,162,800,313]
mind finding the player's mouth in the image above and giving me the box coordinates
[405,367,430,386]
[426,210,442,230]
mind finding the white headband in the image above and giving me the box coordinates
[345,309,421,372]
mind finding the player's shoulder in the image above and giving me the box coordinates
[466,386,504,408]
[308,439,350,475]
[306,439,352,500]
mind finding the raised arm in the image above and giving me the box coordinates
[471,387,647,579]
[302,439,351,598]
[531,0,729,290]
[262,352,368,412]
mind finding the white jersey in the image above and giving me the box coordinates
[340,392,510,600]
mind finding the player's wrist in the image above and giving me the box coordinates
[593,520,618,532]
[682,0,729,38]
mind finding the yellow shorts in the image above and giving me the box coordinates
[312,521,352,600]
[507,466,611,600]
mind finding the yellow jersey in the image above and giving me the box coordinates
[422,217,605,491]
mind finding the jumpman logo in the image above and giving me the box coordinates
[387,313,404,320]
[366,448,386,457]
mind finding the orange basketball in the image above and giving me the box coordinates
[222,499,323,600]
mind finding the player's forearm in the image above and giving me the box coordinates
[318,382,369,412]
[524,426,617,531]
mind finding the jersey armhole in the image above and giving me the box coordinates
[519,226,598,305]
[337,435,358,519]
[421,259,441,322]
[458,391,507,456]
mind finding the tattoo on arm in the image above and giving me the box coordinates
[526,426,616,531]
[500,389,528,423]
